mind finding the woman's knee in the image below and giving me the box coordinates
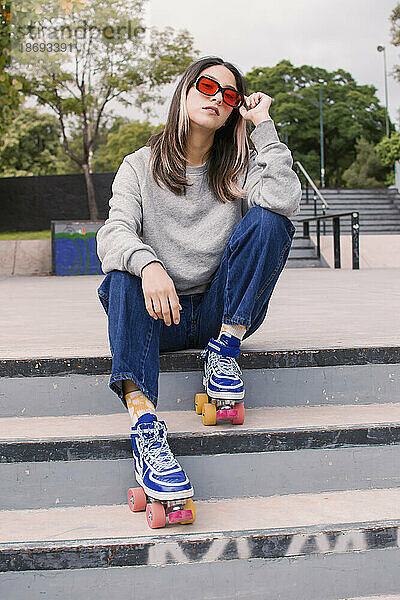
[246,205,295,240]
[98,270,140,297]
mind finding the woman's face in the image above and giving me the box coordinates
[186,65,238,131]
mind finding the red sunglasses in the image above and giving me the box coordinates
[194,75,244,108]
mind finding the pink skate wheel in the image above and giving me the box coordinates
[146,502,166,529]
[232,402,245,425]
[127,487,146,512]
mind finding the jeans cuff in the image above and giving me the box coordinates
[222,314,251,329]
[97,290,109,302]
[109,372,158,409]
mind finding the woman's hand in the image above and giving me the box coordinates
[141,262,182,326]
[239,92,273,126]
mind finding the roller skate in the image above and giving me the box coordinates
[127,413,195,529]
[194,334,245,426]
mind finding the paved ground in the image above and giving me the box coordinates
[1,268,399,360]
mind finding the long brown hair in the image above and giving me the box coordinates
[147,56,255,203]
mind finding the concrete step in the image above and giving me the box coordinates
[299,218,400,226]
[295,230,400,236]
[294,220,400,226]
[1,350,399,417]
[286,255,330,268]
[4,402,400,443]
[300,201,398,207]
[2,403,400,509]
[296,208,400,213]
[293,210,400,219]
[301,193,398,198]
[294,226,400,234]
[316,203,400,209]
[300,202,398,208]
[297,213,397,219]
[291,236,316,248]
[299,221,400,229]
[2,488,400,599]
[287,239,328,264]
[318,197,399,201]
[285,260,327,268]
[302,189,400,197]
[297,215,400,223]
[287,247,317,259]
[345,597,400,600]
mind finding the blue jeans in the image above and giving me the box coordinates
[97,206,296,408]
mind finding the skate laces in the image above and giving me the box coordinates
[136,421,179,471]
[204,349,242,379]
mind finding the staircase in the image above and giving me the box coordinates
[286,235,330,268]
[297,189,400,235]
[287,188,400,268]
[2,347,400,599]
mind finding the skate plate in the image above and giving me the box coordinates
[168,508,194,524]
[194,393,245,426]
[217,408,238,420]
[128,486,195,529]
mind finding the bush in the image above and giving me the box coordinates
[343,137,389,188]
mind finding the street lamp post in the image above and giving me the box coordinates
[377,45,390,138]
[319,85,325,188]
[289,87,325,188]
[279,121,291,146]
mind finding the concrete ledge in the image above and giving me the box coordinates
[0,240,50,275]
[311,234,400,268]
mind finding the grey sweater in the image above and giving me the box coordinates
[96,118,302,295]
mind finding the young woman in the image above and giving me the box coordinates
[96,56,302,508]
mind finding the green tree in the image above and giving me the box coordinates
[95,119,164,172]
[0,2,24,135]
[53,115,131,174]
[245,60,391,187]
[9,0,199,218]
[0,107,61,176]
[343,137,389,188]
[390,3,400,89]
[376,132,400,185]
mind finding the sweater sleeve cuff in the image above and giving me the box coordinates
[127,250,165,278]
[249,119,280,150]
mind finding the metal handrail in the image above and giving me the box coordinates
[296,211,360,269]
[294,161,330,211]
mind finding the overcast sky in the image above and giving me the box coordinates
[133,0,400,127]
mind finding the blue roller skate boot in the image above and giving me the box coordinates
[199,334,245,425]
[130,413,194,501]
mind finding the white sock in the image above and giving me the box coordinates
[217,322,247,342]
[125,390,156,427]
